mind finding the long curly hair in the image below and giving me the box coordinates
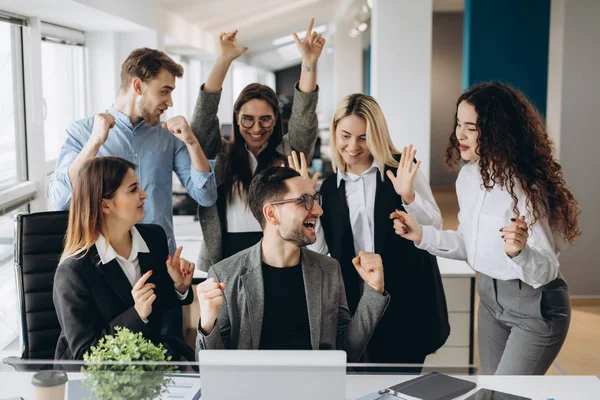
[445,82,580,243]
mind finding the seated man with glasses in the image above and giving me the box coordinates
[195,166,390,361]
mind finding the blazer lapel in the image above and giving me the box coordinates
[328,179,355,258]
[374,168,397,255]
[93,249,135,308]
[301,249,322,350]
[240,244,265,349]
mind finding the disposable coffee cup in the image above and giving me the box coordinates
[31,370,68,400]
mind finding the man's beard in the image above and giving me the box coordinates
[278,224,315,247]
[141,107,160,126]
[136,99,161,126]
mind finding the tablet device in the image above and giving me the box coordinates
[465,388,531,400]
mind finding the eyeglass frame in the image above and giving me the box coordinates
[270,193,323,211]
[238,114,275,129]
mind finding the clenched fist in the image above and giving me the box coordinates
[162,116,197,146]
[197,277,226,334]
[91,113,115,147]
[352,251,385,294]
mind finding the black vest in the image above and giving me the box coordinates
[319,165,450,356]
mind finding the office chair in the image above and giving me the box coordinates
[5,211,69,371]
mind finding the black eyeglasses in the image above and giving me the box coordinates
[270,193,322,211]
[240,115,274,129]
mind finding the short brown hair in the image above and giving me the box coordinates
[120,47,183,89]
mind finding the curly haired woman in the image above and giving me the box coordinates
[392,82,580,375]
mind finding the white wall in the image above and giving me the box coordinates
[430,13,462,189]
[547,0,600,296]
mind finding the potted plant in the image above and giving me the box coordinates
[82,327,176,400]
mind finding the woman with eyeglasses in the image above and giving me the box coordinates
[53,157,195,360]
[304,93,450,367]
[393,82,579,375]
[190,19,325,270]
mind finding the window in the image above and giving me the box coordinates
[41,28,86,164]
[0,21,25,192]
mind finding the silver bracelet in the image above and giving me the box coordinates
[301,65,317,72]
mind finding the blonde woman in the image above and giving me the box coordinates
[309,93,449,366]
[53,157,195,360]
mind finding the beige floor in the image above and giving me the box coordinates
[433,189,600,377]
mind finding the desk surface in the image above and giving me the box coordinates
[348,375,600,399]
[1,373,598,399]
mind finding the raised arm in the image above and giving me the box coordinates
[280,19,326,160]
[190,30,248,158]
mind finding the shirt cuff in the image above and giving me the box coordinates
[294,81,319,95]
[190,159,216,184]
[55,168,73,192]
[505,245,531,270]
[402,191,424,212]
[416,225,434,251]
[175,287,190,300]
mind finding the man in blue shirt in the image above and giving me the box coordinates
[49,48,217,255]
[49,48,216,345]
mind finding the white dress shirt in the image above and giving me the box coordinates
[309,160,443,255]
[95,226,188,311]
[417,160,565,288]
[226,146,263,233]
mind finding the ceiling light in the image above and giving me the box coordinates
[358,22,368,32]
[349,28,360,38]
[271,25,328,47]
[362,5,369,13]
[367,0,373,8]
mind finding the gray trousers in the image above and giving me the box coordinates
[477,273,571,375]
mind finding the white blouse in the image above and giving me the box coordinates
[309,160,442,256]
[418,160,565,288]
[225,147,262,233]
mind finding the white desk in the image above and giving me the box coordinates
[347,375,600,400]
[1,373,598,399]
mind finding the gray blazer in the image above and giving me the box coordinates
[190,83,319,270]
[195,242,390,361]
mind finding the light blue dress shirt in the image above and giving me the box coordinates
[48,106,217,254]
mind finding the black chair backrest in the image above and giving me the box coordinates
[14,211,69,360]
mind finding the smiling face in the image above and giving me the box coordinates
[237,99,276,154]
[134,68,175,126]
[270,177,323,247]
[456,100,480,161]
[102,168,148,228]
[335,114,374,174]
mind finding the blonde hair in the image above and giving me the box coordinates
[60,157,136,264]
[330,93,400,180]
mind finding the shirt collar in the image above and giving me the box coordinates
[336,159,380,188]
[95,226,150,265]
[108,106,142,130]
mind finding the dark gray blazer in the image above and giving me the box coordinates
[190,83,319,270]
[195,242,390,361]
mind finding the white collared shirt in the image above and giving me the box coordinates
[95,226,188,308]
[226,145,265,233]
[308,160,442,256]
[418,160,565,288]
[95,226,150,288]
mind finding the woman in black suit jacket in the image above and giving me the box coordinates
[53,157,195,360]
[308,93,450,366]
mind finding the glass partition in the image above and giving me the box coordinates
[1,358,478,400]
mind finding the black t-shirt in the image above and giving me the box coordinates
[259,262,312,350]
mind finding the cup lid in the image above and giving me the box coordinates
[31,370,68,387]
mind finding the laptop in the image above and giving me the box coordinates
[198,350,347,400]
